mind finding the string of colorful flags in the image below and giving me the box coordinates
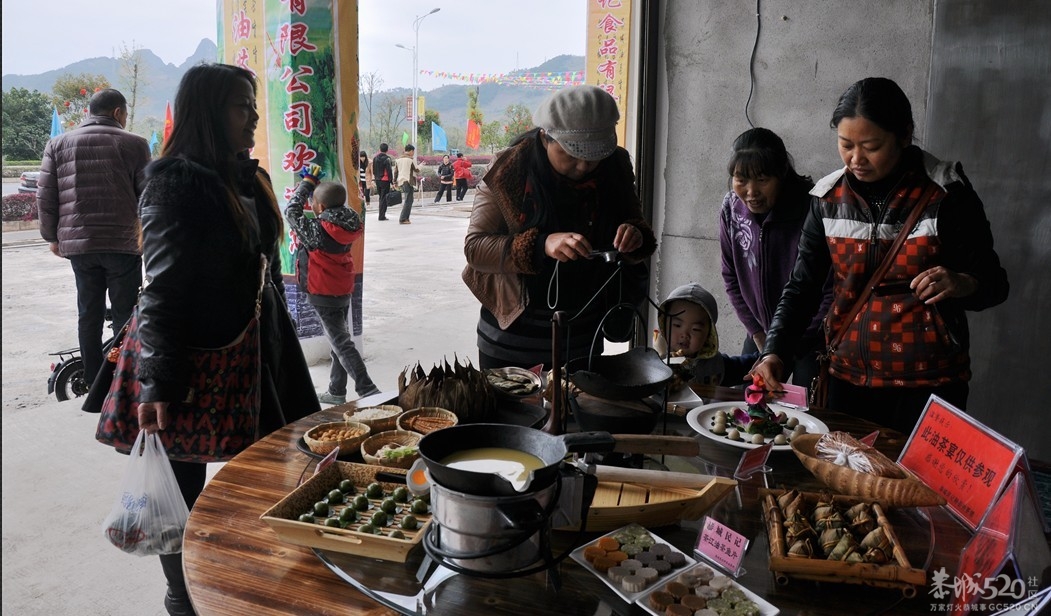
[418,69,585,88]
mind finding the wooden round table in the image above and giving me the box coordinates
[183,392,969,615]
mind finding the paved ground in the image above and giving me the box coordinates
[1,195,483,615]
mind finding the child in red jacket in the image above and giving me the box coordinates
[285,166,380,403]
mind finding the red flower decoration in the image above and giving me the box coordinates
[64,101,71,107]
[80,88,87,95]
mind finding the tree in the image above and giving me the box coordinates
[420,109,441,154]
[374,92,408,152]
[480,120,506,154]
[358,71,383,151]
[1,88,52,160]
[51,73,110,130]
[118,41,149,132]
[503,103,534,141]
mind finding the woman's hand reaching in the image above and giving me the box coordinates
[545,232,593,262]
[747,354,785,397]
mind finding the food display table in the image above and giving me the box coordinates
[183,388,972,615]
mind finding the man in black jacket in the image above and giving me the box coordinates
[372,142,394,220]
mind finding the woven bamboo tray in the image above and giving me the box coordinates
[760,488,926,597]
[261,461,430,562]
[343,405,402,432]
[360,430,422,468]
[790,433,945,508]
[302,421,370,456]
[396,407,458,435]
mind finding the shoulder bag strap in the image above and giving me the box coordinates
[827,183,938,352]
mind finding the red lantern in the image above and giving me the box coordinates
[94,87,101,93]
[64,101,71,107]
[80,88,87,95]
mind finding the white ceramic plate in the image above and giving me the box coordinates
[635,562,780,615]
[686,402,829,451]
[569,525,696,604]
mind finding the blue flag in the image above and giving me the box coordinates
[149,131,159,154]
[49,108,62,139]
[431,122,448,152]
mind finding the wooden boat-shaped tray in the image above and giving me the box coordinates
[555,471,737,532]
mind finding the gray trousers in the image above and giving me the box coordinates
[315,303,378,397]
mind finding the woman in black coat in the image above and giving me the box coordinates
[130,63,320,615]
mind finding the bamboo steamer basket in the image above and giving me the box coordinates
[360,430,422,468]
[790,433,945,508]
[396,407,458,435]
[303,421,371,456]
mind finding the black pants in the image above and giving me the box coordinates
[69,253,142,382]
[455,178,468,201]
[359,180,371,204]
[376,180,392,219]
[434,182,454,202]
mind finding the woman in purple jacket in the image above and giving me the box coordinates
[719,128,832,387]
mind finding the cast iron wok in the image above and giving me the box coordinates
[418,424,699,497]
[567,347,673,400]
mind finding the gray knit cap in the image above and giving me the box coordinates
[533,85,619,161]
[657,283,720,359]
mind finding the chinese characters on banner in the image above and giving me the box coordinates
[586,0,631,147]
[218,0,365,341]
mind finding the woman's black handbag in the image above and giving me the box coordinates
[386,190,403,207]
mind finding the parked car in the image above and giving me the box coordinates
[18,171,39,194]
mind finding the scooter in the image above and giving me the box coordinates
[48,311,114,402]
[48,347,88,402]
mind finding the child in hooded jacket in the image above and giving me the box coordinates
[285,166,380,403]
[655,283,759,389]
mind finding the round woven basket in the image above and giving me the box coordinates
[343,405,402,432]
[303,421,370,457]
[790,433,946,507]
[396,407,458,435]
[360,430,422,468]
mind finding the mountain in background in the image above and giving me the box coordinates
[2,39,219,121]
[2,44,584,137]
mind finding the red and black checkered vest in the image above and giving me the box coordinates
[820,173,969,388]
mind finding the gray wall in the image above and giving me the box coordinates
[653,0,1049,459]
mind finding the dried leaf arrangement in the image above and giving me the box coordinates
[397,357,495,424]
[776,489,893,564]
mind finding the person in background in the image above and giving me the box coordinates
[462,85,657,369]
[393,144,420,224]
[123,63,320,615]
[453,152,472,201]
[285,168,380,404]
[37,88,152,385]
[372,143,394,220]
[654,283,759,389]
[358,150,373,206]
[720,127,831,387]
[434,154,455,203]
[751,77,1009,434]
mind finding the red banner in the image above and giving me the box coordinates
[465,119,481,149]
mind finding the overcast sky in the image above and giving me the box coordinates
[1,0,586,90]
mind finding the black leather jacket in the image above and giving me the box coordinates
[135,157,285,403]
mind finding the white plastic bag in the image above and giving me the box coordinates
[102,431,190,556]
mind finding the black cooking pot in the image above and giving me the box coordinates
[570,394,662,435]
[418,424,617,497]
[567,347,673,400]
